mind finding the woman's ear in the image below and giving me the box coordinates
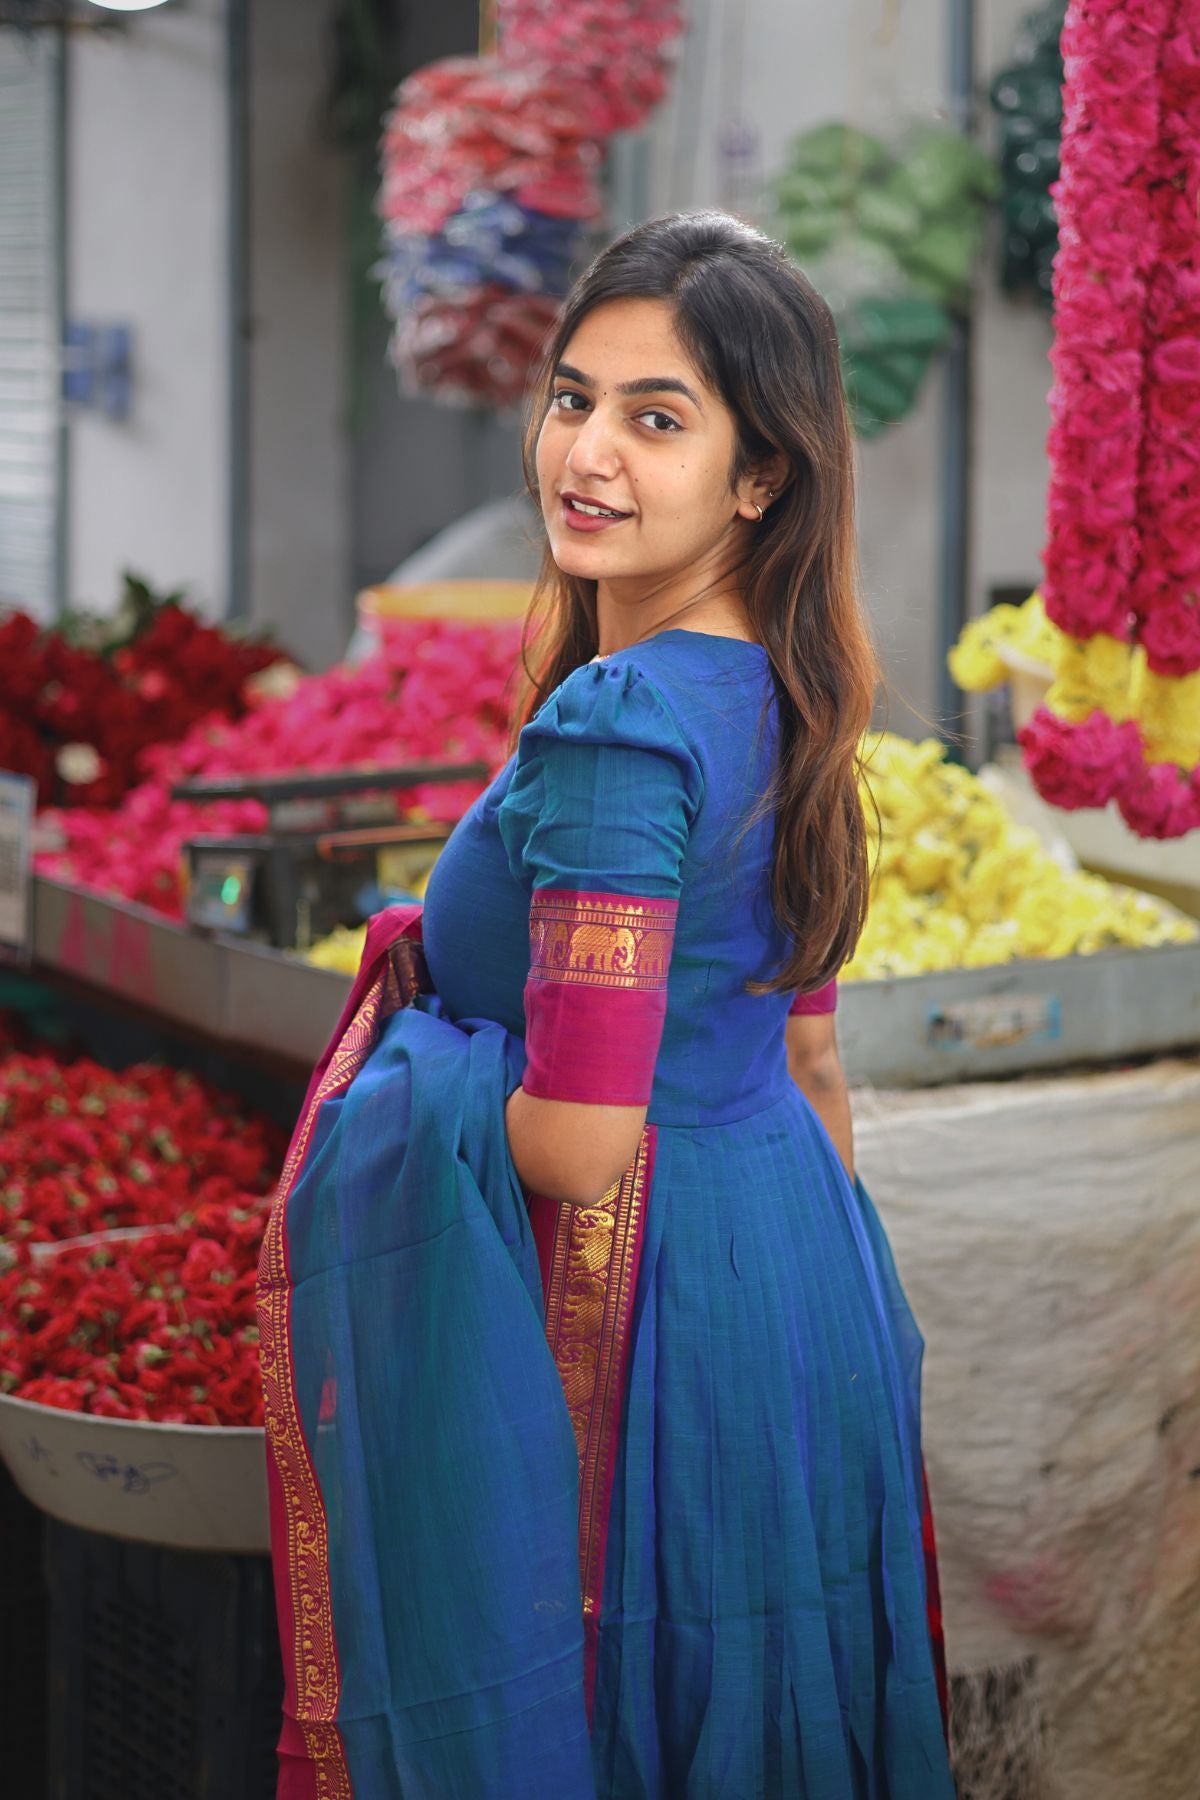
[760,452,791,499]
[736,455,791,519]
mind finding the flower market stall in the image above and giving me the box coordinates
[1,4,1199,1793]
[0,1010,291,1797]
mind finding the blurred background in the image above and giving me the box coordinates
[0,0,1053,741]
[2,7,1199,1800]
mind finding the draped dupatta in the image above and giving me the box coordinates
[257,906,651,1798]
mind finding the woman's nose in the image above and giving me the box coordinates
[565,406,621,479]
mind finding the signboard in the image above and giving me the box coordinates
[927,990,1062,1053]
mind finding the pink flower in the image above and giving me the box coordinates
[1018,708,1145,811]
[1150,337,1200,382]
[1138,594,1200,676]
[1116,761,1200,838]
[34,620,524,916]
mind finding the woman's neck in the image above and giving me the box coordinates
[594,585,756,655]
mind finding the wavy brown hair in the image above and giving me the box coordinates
[509,210,880,999]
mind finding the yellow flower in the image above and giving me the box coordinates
[1045,633,1139,724]
[846,730,1198,977]
[1133,666,1200,768]
[1015,591,1064,666]
[947,592,1066,696]
[947,607,1022,692]
[304,924,368,974]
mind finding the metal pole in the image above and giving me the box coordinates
[936,0,976,754]
[226,0,249,621]
[53,23,68,618]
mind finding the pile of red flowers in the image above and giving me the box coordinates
[0,1197,267,1425]
[36,616,523,917]
[0,1048,285,1246]
[0,1029,288,1424]
[1027,0,1200,836]
[0,600,284,809]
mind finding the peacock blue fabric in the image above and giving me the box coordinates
[265,628,954,1798]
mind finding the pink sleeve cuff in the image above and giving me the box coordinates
[788,977,838,1016]
[521,889,678,1105]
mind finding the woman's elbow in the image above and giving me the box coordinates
[786,1041,846,1100]
[505,1088,646,1208]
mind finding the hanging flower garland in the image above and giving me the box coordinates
[1020,0,1200,838]
[376,1,684,410]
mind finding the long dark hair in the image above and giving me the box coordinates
[509,209,880,999]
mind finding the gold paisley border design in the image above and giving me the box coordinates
[529,891,677,991]
[258,937,421,1798]
[539,1126,652,1703]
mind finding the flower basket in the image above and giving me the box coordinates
[0,1388,268,1553]
[0,1223,270,1552]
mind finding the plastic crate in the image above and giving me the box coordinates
[1,1465,49,1796]
[44,1521,282,1800]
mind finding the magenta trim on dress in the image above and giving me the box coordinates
[788,976,838,1015]
[522,887,678,1105]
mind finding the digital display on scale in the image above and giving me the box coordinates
[186,855,255,933]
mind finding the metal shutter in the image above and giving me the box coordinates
[0,31,62,620]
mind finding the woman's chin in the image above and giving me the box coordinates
[546,533,623,577]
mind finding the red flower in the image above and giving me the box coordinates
[0,1203,271,1425]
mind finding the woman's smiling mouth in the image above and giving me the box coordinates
[561,490,633,531]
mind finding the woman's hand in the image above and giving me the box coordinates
[785,1012,855,1180]
[505,1085,648,1208]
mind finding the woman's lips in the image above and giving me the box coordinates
[560,496,632,532]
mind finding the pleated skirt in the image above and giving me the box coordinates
[588,1087,953,1800]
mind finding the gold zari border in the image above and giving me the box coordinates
[529,892,676,991]
[258,938,420,1797]
[541,1127,651,1622]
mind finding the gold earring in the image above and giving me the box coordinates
[753,501,764,523]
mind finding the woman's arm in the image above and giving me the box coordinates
[505,1087,647,1208]
[785,1011,854,1180]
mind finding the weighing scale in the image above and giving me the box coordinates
[174,760,488,950]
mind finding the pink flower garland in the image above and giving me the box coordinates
[1025,0,1200,837]
[377,2,684,408]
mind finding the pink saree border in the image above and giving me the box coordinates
[257,905,427,1799]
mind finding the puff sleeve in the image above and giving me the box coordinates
[497,660,704,1106]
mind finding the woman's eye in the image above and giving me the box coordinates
[639,410,681,433]
[552,389,587,413]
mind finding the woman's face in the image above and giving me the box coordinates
[535,296,767,592]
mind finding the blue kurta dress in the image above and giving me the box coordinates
[260,627,953,1799]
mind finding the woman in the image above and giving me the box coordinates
[259,210,954,1799]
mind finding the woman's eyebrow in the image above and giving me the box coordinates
[554,361,703,411]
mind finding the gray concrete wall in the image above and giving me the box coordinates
[246,0,351,669]
[66,0,229,618]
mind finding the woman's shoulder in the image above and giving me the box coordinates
[525,651,692,754]
[512,633,775,811]
[598,632,776,758]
